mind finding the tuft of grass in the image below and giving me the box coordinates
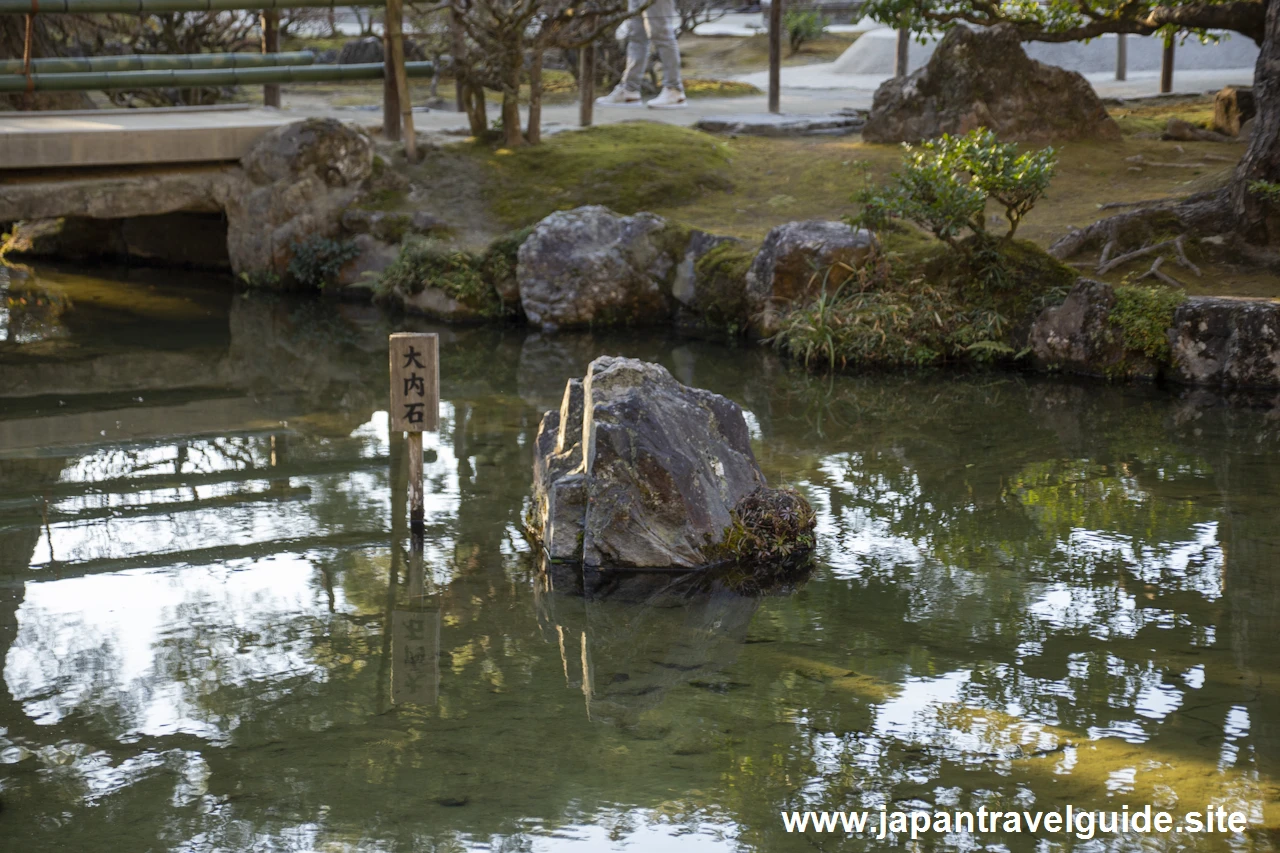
[462,122,735,228]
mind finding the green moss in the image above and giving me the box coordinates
[462,123,735,228]
[377,236,501,317]
[477,225,535,316]
[690,241,757,335]
[1110,284,1186,362]
[358,188,407,212]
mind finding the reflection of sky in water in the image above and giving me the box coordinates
[2,341,1277,853]
[8,556,333,738]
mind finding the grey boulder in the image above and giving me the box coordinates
[862,25,1121,144]
[745,220,874,337]
[1170,297,1280,388]
[517,206,677,331]
[1029,279,1160,379]
[225,118,374,284]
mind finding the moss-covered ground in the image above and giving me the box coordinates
[397,91,1275,299]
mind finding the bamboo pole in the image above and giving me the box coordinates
[0,61,434,92]
[1161,35,1175,94]
[1116,33,1127,81]
[0,0,386,11]
[767,0,781,113]
[261,9,280,107]
[0,51,315,74]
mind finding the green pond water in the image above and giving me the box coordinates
[1,263,1279,852]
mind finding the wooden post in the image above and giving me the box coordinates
[767,0,782,114]
[579,43,596,127]
[390,333,439,536]
[385,0,417,159]
[1161,35,1175,94]
[894,27,909,78]
[383,38,401,141]
[1115,33,1127,81]
[261,10,280,107]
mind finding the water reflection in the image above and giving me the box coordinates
[0,265,1278,851]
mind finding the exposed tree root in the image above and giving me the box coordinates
[1097,237,1180,275]
[1138,256,1186,287]
[1049,190,1230,261]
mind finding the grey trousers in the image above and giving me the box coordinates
[620,0,683,93]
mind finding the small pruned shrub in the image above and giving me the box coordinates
[783,9,828,54]
[855,129,1057,246]
[287,236,360,290]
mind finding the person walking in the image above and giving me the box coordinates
[595,0,687,109]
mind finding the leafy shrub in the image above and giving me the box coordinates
[855,129,1057,245]
[287,236,360,290]
[783,10,828,54]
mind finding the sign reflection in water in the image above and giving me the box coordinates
[0,277,1278,852]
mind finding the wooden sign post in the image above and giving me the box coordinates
[390,333,439,536]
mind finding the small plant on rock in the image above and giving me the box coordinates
[287,236,360,290]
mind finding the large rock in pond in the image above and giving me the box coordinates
[517,206,678,331]
[745,220,874,338]
[862,25,1121,144]
[224,118,374,283]
[1029,279,1161,380]
[530,356,815,571]
[1169,297,1280,388]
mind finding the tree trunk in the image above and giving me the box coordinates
[1230,0,1280,244]
[462,79,487,136]
[502,90,525,146]
[502,51,525,147]
[527,48,543,145]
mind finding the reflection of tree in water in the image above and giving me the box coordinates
[5,303,1280,850]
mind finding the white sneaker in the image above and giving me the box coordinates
[595,87,643,107]
[646,88,688,109]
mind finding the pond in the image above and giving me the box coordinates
[1,262,1278,852]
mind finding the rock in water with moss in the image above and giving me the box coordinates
[529,356,816,578]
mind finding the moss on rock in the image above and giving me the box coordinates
[377,236,502,317]
[689,241,756,335]
[1110,284,1186,363]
